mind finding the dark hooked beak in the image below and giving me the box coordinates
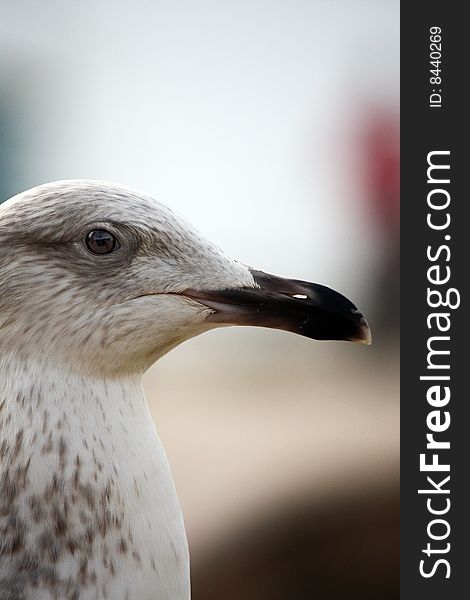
[183,269,371,344]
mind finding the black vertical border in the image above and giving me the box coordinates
[401,3,468,598]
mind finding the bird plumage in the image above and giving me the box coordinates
[1,180,370,599]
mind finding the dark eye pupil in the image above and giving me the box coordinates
[85,230,116,254]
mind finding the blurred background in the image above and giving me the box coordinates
[1,1,399,598]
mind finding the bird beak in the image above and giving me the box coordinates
[183,269,372,344]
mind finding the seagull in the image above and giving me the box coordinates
[0,180,370,600]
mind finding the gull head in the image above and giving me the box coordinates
[0,180,371,376]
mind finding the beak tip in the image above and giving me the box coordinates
[353,318,372,345]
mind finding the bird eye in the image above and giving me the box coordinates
[85,229,118,255]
